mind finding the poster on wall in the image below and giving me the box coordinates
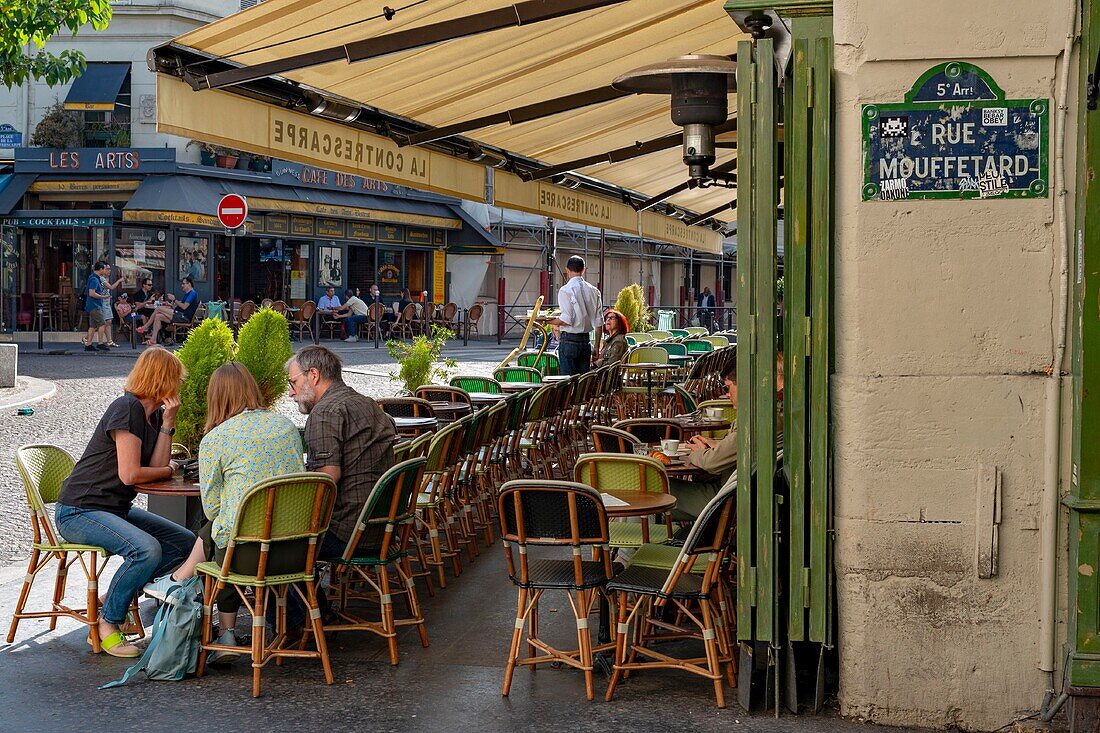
[178,236,208,282]
[318,245,342,287]
[290,270,306,299]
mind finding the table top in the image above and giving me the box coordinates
[625,362,678,370]
[667,354,693,363]
[136,476,201,497]
[427,400,473,416]
[600,490,676,518]
[499,381,541,393]
[673,414,731,434]
[392,416,438,428]
[468,391,507,404]
[542,375,571,383]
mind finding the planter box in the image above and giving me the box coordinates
[0,343,17,388]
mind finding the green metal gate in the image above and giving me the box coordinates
[733,15,833,711]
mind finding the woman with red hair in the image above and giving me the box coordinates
[595,308,630,367]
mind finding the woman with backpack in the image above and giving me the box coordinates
[142,362,306,663]
[54,347,197,658]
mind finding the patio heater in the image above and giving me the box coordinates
[611,54,737,183]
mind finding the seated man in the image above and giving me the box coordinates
[286,345,397,560]
[332,288,370,342]
[139,276,198,345]
[317,286,341,318]
[364,284,397,334]
[669,361,739,521]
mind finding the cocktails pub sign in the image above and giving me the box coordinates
[862,62,1048,201]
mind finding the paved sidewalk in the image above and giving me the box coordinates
[0,375,56,410]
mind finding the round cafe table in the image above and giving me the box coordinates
[136,476,203,531]
[499,381,541,393]
[427,400,472,422]
[468,391,507,409]
[392,415,438,437]
[672,415,731,437]
[624,362,677,417]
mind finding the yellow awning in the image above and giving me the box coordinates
[155,0,746,253]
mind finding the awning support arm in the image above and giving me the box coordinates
[399,86,631,147]
[194,0,631,91]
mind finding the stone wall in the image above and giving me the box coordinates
[832,1,1076,729]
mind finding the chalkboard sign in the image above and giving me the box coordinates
[862,62,1048,201]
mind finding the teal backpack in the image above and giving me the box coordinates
[101,577,203,689]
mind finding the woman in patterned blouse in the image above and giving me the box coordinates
[147,362,306,662]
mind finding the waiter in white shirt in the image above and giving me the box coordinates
[548,255,603,376]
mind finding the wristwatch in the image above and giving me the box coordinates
[159,426,176,437]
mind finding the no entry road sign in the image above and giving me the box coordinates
[217,193,248,229]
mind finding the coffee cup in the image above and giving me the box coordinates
[706,407,724,420]
[660,439,680,455]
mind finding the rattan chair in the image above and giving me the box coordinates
[234,300,257,334]
[573,453,673,548]
[440,302,458,330]
[393,303,420,339]
[292,300,316,341]
[416,420,468,585]
[9,445,143,651]
[497,480,615,701]
[195,472,336,697]
[325,458,430,666]
[612,418,685,446]
[450,375,502,394]
[591,425,643,454]
[494,366,542,384]
[465,303,484,341]
[604,480,738,707]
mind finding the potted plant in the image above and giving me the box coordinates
[175,318,237,453]
[614,284,654,332]
[250,155,271,172]
[186,140,218,166]
[215,146,239,169]
[386,325,457,394]
[235,151,253,170]
[235,307,293,408]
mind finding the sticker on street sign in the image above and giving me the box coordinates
[217,194,248,229]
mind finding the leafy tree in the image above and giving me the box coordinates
[1,0,113,88]
[30,100,80,147]
[236,308,294,408]
[614,284,653,332]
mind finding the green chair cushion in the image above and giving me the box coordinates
[609,523,670,549]
[34,541,107,554]
[195,560,315,586]
[627,542,705,574]
[331,547,407,567]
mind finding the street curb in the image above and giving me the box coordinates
[0,376,57,410]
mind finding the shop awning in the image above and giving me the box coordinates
[151,0,744,253]
[448,204,505,255]
[64,62,131,111]
[123,173,466,230]
[0,174,36,215]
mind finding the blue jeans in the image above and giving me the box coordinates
[558,335,592,376]
[344,314,368,337]
[55,504,196,625]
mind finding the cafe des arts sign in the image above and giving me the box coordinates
[862,62,1048,201]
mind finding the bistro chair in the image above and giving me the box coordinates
[234,300,257,334]
[414,385,474,419]
[364,302,389,340]
[378,397,436,418]
[416,420,468,586]
[291,300,316,341]
[672,384,700,415]
[685,326,709,337]
[669,329,690,339]
[165,302,204,344]
[695,399,736,438]
[497,480,615,701]
[493,366,542,385]
[9,445,144,652]
[591,425,643,454]
[270,300,288,315]
[626,332,653,344]
[648,330,673,341]
[393,303,420,339]
[612,418,684,446]
[450,375,502,394]
[703,335,730,350]
[604,481,738,708]
[517,351,560,376]
[196,472,336,697]
[260,298,274,309]
[465,303,484,341]
[325,458,430,666]
[684,339,714,355]
[574,453,673,548]
[440,302,458,331]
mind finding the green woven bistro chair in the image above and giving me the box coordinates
[684,339,715,355]
[703,335,730,349]
[647,330,673,341]
[672,384,699,415]
[573,453,673,548]
[450,375,503,394]
[417,419,468,586]
[517,351,560,376]
[695,399,736,439]
[668,329,689,339]
[605,480,738,708]
[494,366,542,384]
[326,457,429,666]
[195,472,336,698]
[9,445,144,652]
[591,425,643,454]
[626,332,654,344]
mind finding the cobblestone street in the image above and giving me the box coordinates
[0,342,508,566]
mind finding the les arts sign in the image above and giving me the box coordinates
[14,147,178,174]
[862,62,1048,201]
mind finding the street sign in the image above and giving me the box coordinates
[862,62,1048,201]
[217,193,248,229]
[0,124,22,148]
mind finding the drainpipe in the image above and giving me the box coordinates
[1039,6,1077,675]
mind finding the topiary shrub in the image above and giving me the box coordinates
[236,307,293,408]
[614,284,653,332]
[387,325,457,394]
[175,318,236,453]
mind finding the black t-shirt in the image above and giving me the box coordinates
[133,288,150,308]
[58,393,163,515]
